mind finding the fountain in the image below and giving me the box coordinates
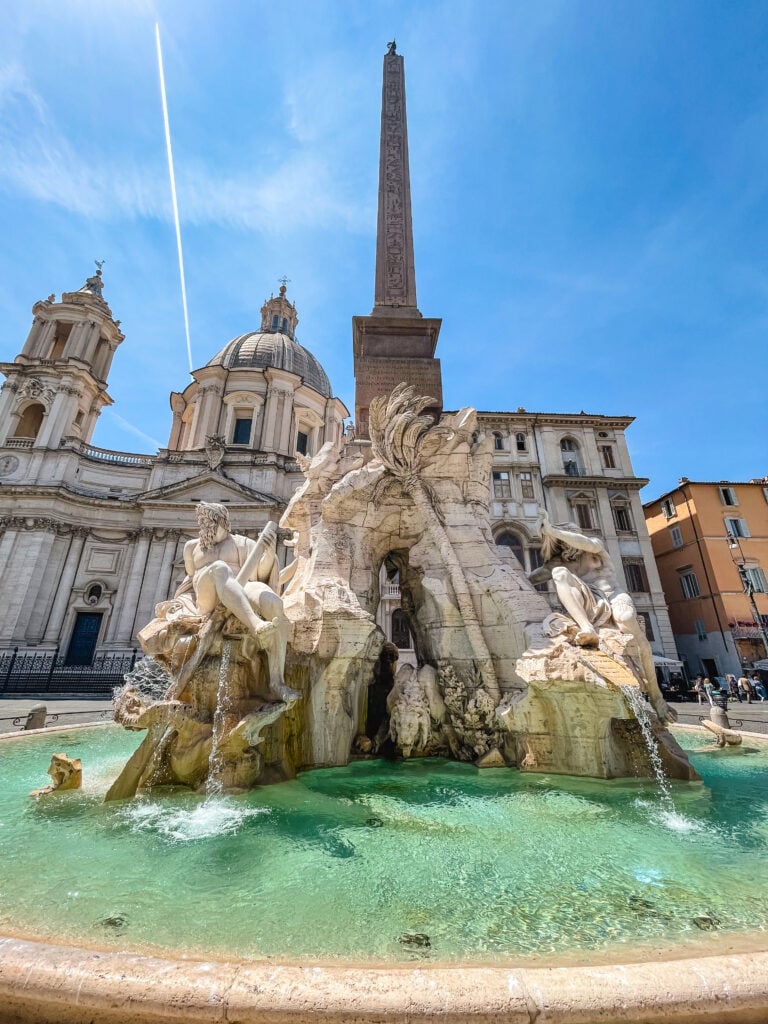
[3,385,768,1022]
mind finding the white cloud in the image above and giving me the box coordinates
[0,61,371,234]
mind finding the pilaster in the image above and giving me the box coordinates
[43,529,88,644]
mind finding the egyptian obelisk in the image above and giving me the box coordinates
[353,42,443,437]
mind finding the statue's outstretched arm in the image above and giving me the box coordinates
[540,511,604,555]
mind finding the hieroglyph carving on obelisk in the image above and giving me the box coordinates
[375,52,418,313]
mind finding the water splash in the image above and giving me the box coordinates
[623,686,675,815]
[118,797,267,842]
[206,640,233,797]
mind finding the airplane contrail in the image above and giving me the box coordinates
[155,23,193,373]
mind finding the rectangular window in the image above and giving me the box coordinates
[232,417,252,445]
[613,506,633,532]
[600,445,616,469]
[296,430,308,456]
[670,526,683,548]
[719,486,738,506]
[622,559,648,593]
[519,472,534,499]
[516,433,527,452]
[695,618,708,640]
[726,517,750,539]
[680,571,700,599]
[573,503,593,530]
[661,498,676,519]
[745,567,768,594]
[637,611,654,641]
[493,471,511,498]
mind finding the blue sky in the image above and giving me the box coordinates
[1,0,766,500]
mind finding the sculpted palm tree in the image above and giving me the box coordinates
[368,384,499,702]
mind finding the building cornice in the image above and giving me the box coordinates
[472,411,635,430]
[541,474,648,490]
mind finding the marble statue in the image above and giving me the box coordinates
[387,663,446,758]
[106,506,300,799]
[29,753,82,797]
[105,383,697,792]
[532,510,675,723]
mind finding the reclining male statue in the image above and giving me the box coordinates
[140,502,299,704]
[529,510,676,724]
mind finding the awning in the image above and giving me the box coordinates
[753,660,768,670]
[653,655,684,667]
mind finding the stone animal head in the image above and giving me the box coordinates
[390,702,430,758]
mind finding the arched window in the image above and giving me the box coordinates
[12,403,45,440]
[496,531,524,566]
[560,437,582,476]
[391,608,412,649]
[516,432,527,452]
[493,432,504,451]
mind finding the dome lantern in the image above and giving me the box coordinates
[260,280,298,340]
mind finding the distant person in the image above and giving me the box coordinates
[702,677,714,705]
[726,674,741,702]
[738,675,753,704]
[751,674,767,702]
[693,676,705,705]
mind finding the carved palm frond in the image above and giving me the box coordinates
[368,384,438,478]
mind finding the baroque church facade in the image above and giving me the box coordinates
[0,47,676,673]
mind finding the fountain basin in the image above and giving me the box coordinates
[2,724,768,1021]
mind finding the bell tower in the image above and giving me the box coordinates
[0,264,124,449]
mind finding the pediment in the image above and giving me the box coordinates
[137,470,281,508]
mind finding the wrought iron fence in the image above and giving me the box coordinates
[0,647,139,695]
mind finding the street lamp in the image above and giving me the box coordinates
[727,534,768,660]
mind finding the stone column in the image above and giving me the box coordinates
[278,389,294,454]
[151,531,181,608]
[27,318,55,359]
[133,534,168,637]
[81,322,102,365]
[113,530,152,645]
[43,528,88,644]
[261,385,279,452]
[25,530,67,642]
[62,321,88,359]
[36,389,71,448]
[0,526,19,580]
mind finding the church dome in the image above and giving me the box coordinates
[207,332,331,398]
[205,284,332,399]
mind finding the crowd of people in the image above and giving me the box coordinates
[688,673,768,705]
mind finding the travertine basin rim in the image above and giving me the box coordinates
[2,935,768,1023]
[5,725,768,1021]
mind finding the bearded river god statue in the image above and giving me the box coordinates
[106,505,299,800]
[107,384,697,798]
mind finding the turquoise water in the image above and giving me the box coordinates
[1,726,767,963]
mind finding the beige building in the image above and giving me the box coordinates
[0,272,347,669]
[644,478,768,680]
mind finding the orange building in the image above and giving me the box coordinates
[644,478,768,681]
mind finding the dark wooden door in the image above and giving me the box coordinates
[65,612,103,666]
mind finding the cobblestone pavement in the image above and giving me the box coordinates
[670,698,768,736]
[2,695,767,737]
[0,697,114,734]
